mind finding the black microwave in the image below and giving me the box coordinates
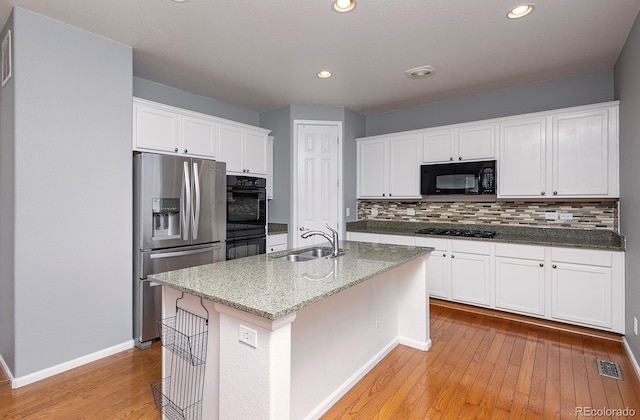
[420,160,496,195]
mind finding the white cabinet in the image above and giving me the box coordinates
[550,248,622,331]
[495,244,546,317]
[133,98,270,170]
[219,126,268,176]
[357,134,421,199]
[348,231,625,333]
[267,233,288,253]
[498,103,619,198]
[422,123,496,163]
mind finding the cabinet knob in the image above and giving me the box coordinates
[184,149,188,154]
[443,253,447,257]
[389,194,392,197]
[552,264,557,269]
[458,156,462,161]
[541,191,546,196]
[382,193,386,197]
[539,263,544,267]
[449,157,453,161]
[553,191,558,195]
[174,148,178,152]
[451,255,455,258]
[299,226,305,231]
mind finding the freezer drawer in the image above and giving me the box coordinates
[139,243,225,279]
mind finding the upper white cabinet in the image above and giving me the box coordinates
[357,133,421,199]
[133,98,270,175]
[422,123,496,163]
[498,103,619,198]
[219,125,268,175]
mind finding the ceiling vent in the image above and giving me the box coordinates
[404,65,435,79]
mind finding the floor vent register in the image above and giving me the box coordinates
[597,359,623,380]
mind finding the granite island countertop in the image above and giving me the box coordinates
[347,220,625,251]
[149,240,433,320]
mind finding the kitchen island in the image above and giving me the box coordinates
[149,240,433,420]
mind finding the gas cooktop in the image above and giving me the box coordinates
[415,228,497,239]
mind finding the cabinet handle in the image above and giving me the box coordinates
[552,264,557,269]
[539,263,544,267]
[541,191,546,196]
[553,191,558,195]
[174,148,178,152]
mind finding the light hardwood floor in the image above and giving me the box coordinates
[1,302,639,419]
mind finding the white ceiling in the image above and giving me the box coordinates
[0,0,639,115]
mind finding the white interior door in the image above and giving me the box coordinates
[295,123,339,247]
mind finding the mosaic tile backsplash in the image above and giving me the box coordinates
[357,200,618,231]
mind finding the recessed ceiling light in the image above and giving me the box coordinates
[317,70,332,79]
[171,0,189,2]
[333,0,357,13]
[404,65,435,79]
[507,4,534,19]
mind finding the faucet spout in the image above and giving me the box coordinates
[300,224,341,257]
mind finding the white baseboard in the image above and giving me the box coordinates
[303,338,400,420]
[10,340,134,389]
[399,337,433,351]
[0,352,15,385]
[622,337,640,382]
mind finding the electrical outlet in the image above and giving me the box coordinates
[407,208,416,216]
[545,212,558,220]
[634,317,638,336]
[375,313,381,329]
[239,325,258,348]
[559,213,573,220]
[346,207,351,217]
[371,208,379,216]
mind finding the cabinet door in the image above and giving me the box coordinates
[388,134,421,198]
[450,252,491,306]
[458,124,495,161]
[427,249,450,299]
[134,103,180,153]
[552,109,609,196]
[245,130,268,175]
[182,116,219,158]
[495,257,545,316]
[358,139,387,198]
[498,117,547,197]
[551,263,612,329]
[422,129,457,163]
[219,125,244,173]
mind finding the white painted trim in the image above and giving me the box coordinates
[213,302,297,331]
[291,119,344,249]
[0,352,15,387]
[399,337,432,351]
[303,338,399,420]
[10,340,134,389]
[622,337,640,382]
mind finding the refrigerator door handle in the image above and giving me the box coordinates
[192,161,201,240]
[182,161,191,241]
[149,246,221,259]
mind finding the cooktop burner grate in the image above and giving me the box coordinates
[415,228,497,238]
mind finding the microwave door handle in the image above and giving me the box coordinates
[192,162,201,239]
[182,161,191,241]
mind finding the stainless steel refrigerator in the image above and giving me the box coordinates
[133,152,226,349]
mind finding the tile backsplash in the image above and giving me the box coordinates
[357,200,618,231]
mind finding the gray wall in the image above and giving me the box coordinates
[1,8,133,378]
[366,69,615,136]
[614,12,640,368]
[344,108,366,222]
[0,11,15,373]
[133,77,260,127]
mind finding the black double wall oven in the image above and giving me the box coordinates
[226,175,267,259]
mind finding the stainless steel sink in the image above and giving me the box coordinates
[277,254,317,262]
[299,248,334,258]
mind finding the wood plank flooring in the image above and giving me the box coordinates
[1,301,639,419]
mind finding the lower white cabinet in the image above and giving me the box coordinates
[267,233,288,253]
[347,231,625,333]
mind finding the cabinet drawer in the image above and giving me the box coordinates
[451,240,491,255]
[551,248,611,267]
[495,243,545,260]
[379,234,415,246]
[415,237,449,250]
